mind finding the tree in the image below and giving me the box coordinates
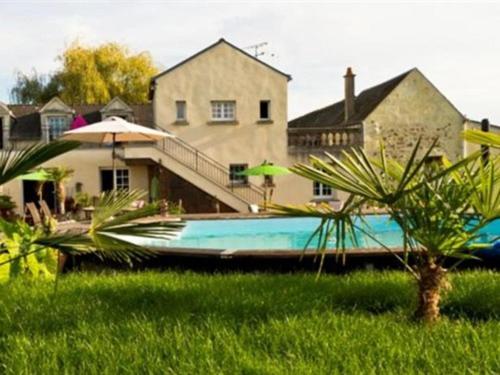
[10,70,61,105]
[10,41,158,105]
[44,167,74,215]
[271,139,500,323]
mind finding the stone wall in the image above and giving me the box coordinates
[363,69,465,162]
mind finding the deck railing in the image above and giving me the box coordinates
[288,126,363,153]
[155,136,264,204]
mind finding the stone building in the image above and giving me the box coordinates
[288,67,499,201]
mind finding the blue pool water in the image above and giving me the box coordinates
[131,215,500,251]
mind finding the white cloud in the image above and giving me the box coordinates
[1,1,500,123]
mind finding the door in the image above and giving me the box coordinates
[100,170,114,192]
[22,180,56,209]
[0,117,3,150]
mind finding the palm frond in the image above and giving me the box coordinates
[0,141,80,185]
[463,129,500,149]
[34,190,186,263]
[270,195,362,274]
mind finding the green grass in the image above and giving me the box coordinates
[0,270,499,374]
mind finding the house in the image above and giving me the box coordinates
[288,67,499,201]
[0,97,153,211]
[1,39,303,213]
[1,41,498,213]
[148,38,304,206]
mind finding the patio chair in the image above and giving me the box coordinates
[39,200,53,221]
[124,200,146,212]
[24,202,42,226]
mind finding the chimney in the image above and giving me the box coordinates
[344,67,355,122]
[481,118,490,166]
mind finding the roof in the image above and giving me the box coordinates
[7,102,153,140]
[149,38,292,99]
[288,69,415,129]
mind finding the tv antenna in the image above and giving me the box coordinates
[244,42,275,59]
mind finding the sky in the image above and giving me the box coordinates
[1,1,500,122]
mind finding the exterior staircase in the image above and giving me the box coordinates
[120,137,264,212]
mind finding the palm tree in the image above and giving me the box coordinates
[271,139,500,322]
[44,167,74,215]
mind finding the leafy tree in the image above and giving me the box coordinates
[10,70,61,105]
[10,41,158,105]
[272,140,500,323]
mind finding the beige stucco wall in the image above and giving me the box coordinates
[363,69,465,162]
[153,41,311,204]
[2,148,149,213]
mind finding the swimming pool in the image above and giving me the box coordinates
[130,215,500,251]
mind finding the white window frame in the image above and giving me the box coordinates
[211,101,236,121]
[176,101,187,121]
[259,100,271,120]
[313,181,333,198]
[47,116,69,141]
[115,168,130,190]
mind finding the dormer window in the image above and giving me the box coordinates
[48,116,69,140]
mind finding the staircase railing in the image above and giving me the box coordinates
[155,136,264,204]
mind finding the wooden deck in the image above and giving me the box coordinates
[149,246,407,259]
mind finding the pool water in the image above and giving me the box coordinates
[131,215,500,251]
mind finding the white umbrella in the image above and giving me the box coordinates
[63,116,174,190]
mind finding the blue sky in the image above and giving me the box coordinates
[1,1,500,122]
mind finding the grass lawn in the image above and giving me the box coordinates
[0,270,499,374]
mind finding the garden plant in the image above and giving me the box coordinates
[0,141,184,281]
[272,134,500,323]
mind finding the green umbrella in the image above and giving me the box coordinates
[237,164,290,176]
[17,170,54,181]
[237,162,290,210]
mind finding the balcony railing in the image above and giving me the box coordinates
[287,126,363,153]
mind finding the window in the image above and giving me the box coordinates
[259,101,270,120]
[100,169,130,192]
[116,169,130,190]
[48,116,69,140]
[313,181,332,198]
[176,101,186,121]
[212,101,235,121]
[229,164,248,185]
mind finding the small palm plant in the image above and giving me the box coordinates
[271,139,500,322]
[44,166,74,215]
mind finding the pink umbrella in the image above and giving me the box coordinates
[70,114,88,130]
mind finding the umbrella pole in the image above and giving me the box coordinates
[112,133,116,191]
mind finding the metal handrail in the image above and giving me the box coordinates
[155,136,264,203]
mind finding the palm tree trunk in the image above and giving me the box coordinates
[57,182,66,215]
[415,260,448,323]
